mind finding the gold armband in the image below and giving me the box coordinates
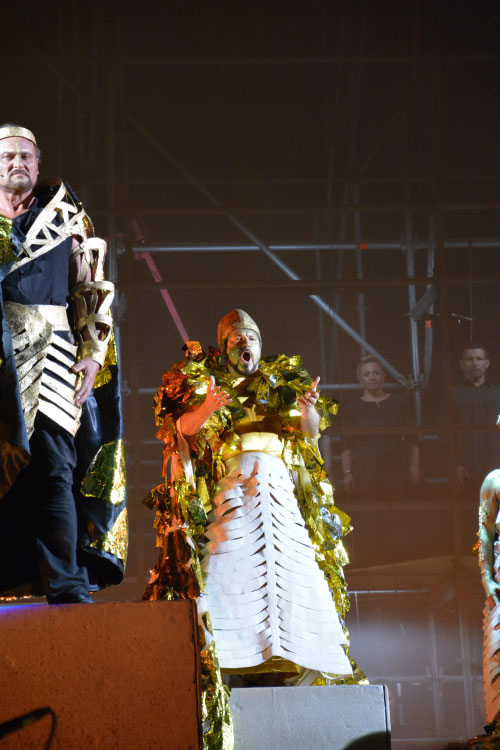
[71,237,107,284]
[70,238,114,368]
[72,280,114,366]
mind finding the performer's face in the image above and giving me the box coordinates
[0,137,39,194]
[226,328,261,377]
[460,348,489,384]
[358,362,385,392]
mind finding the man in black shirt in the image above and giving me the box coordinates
[451,345,500,492]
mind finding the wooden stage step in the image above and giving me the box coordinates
[0,600,200,749]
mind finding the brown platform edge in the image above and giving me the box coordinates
[0,599,202,750]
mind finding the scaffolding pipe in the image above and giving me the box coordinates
[423,217,436,385]
[124,275,500,291]
[353,185,368,346]
[309,294,408,385]
[117,121,411,385]
[406,247,423,424]
[131,238,500,253]
[400,90,424,422]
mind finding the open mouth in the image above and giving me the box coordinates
[241,351,251,363]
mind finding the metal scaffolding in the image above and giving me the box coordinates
[2,0,499,743]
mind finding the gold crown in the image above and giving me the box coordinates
[0,126,37,145]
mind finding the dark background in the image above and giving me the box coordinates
[2,1,500,745]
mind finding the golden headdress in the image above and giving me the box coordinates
[217,309,261,351]
[0,126,37,145]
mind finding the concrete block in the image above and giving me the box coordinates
[230,684,391,750]
[0,600,200,749]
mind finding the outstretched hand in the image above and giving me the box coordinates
[72,357,100,406]
[203,375,232,417]
[178,376,232,437]
[298,376,320,410]
[298,376,321,438]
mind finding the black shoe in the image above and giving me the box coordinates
[48,592,94,605]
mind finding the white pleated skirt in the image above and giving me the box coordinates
[201,451,352,675]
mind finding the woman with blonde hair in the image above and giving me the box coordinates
[340,356,419,495]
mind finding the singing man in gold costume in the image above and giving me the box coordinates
[0,123,127,604]
[145,309,362,749]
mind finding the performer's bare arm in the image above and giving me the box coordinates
[179,376,232,436]
[298,376,321,438]
[479,472,500,607]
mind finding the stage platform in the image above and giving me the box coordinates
[0,600,200,749]
[230,684,391,750]
[0,599,394,749]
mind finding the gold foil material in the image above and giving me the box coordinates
[143,480,233,748]
[93,330,118,389]
[0,215,15,263]
[200,641,234,750]
[185,340,203,359]
[0,126,37,144]
[89,506,128,564]
[145,345,362,732]
[81,440,126,506]
[0,439,30,500]
[311,656,368,686]
[81,439,127,568]
[225,657,300,676]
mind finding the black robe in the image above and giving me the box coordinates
[0,180,126,593]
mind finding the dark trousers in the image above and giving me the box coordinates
[0,413,89,600]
